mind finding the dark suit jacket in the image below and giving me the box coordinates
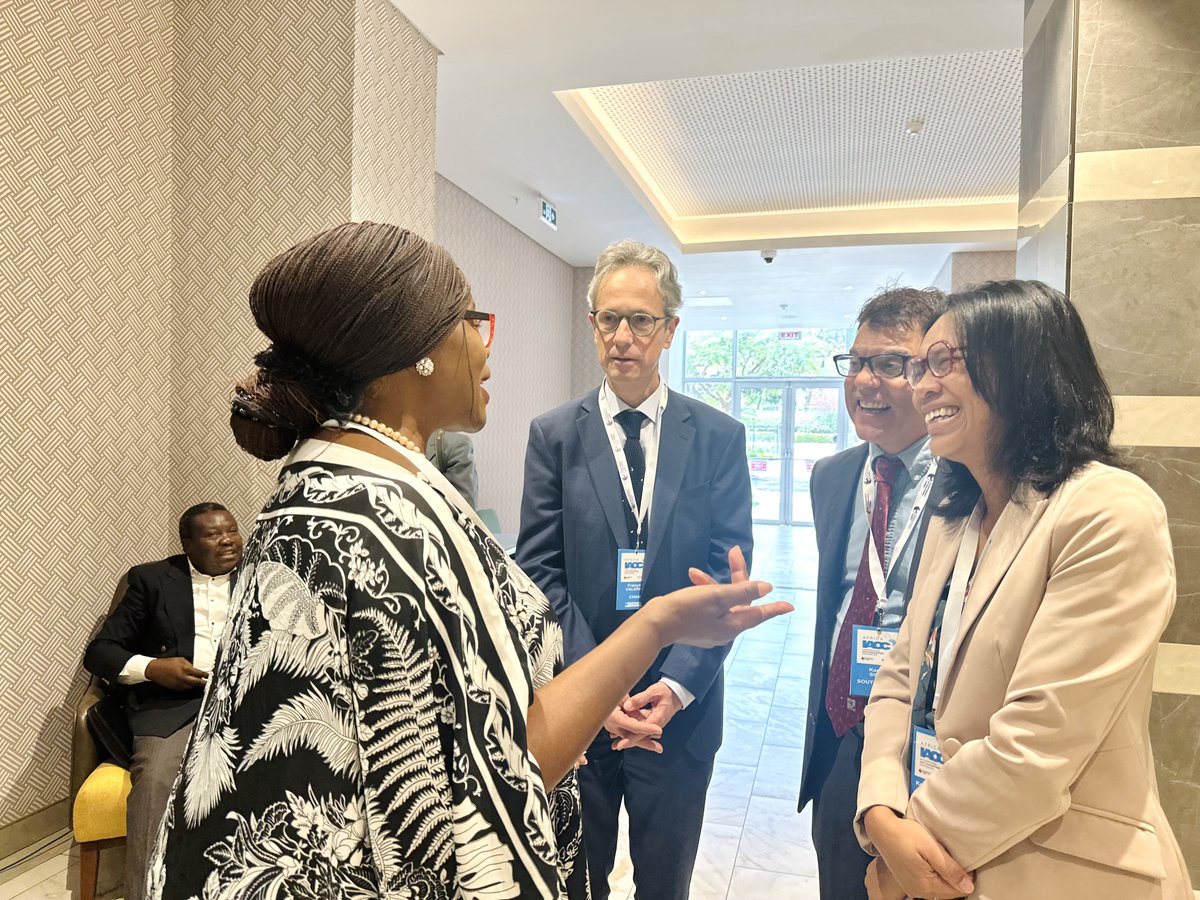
[517,387,754,760]
[84,554,212,738]
[798,443,947,810]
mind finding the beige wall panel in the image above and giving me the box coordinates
[1070,197,1200,397]
[1151,692,1200,884]
[170,0,439,528]
[433,177,575,531]
[352,0,438,237]
[0,0,174,827]
[1076,0,1200,153]
[1127,447,1200,645]
[571,267,599,399]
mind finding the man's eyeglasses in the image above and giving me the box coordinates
[464,310,495,348]
[591,308,671,337]
[903,341,965,388]
[832,352,911,379]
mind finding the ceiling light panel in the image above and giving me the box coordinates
[579,50,1021,219]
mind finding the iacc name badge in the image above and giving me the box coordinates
[850,625,899,696]
[616,549,645,611]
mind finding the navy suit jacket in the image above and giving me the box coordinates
[798,444,948,810]
[84,554,218,738]
[517,386,754,760]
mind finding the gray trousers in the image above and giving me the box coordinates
[811,722,872,900]
[126,725,191,900]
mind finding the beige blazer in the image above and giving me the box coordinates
[856,462,1192,899]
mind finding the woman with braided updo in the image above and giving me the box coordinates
[146,222,790,900]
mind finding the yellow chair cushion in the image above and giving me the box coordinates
[73,763,131,843]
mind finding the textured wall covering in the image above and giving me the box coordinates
[169,0,356,529]
[170,0,441,530]
[571,266,600,399]
[352,0,437,236]
[0,0,439,838]
[0,0,175,829]
[434,177,575,531]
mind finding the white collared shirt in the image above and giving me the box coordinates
[598,377,668,534]
[116,561,234,683]
[598,378,695,709]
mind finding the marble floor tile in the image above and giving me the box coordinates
[705,762,756,826]
[779,650,816,679]
[763,704,807,748]
[724,660,780,688]
[751,744,804,801]
[770,675,810,708]
[733,640,787,664]
[689,823,742,898]
[736,796,818,876]
[724,685,773,723]
[0,854,68,900]
[2,854,123,900]
[727,865,821,899]
[716,719,767,767]
[607,808,634,898]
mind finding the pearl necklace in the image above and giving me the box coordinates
[348,414,423,454]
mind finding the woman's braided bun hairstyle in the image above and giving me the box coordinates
[230,222,471,460]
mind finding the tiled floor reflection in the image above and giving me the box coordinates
[2,524,819,900]
[608,523,821,899]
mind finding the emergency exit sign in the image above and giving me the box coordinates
[540,198,558,230]
[779,330,803,340]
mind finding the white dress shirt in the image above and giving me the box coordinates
[598,377,695,710]
[116,562,233,683]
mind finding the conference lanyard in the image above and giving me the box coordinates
[932,499,990,711]
[861,456,938,612]
[599,381,668,549]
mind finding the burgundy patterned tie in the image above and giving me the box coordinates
[825,455,902,737]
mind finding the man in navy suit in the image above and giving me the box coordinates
[85,503,242,900]
[796,287,947,899]
[518,240,753,900]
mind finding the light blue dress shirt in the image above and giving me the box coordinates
[828,436,935,658]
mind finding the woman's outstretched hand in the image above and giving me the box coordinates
[646,546,792,648]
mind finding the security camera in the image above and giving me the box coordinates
[760,249,777,264]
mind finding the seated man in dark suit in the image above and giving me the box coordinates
[84,502,242,900]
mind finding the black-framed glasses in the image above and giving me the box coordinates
[904,341,965,388]
[463,310,495,348]
[591,308,671,337]
[832,352,911,379]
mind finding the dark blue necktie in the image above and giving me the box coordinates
[615,409,647,547]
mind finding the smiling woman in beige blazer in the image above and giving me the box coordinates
[855,281,1192,900]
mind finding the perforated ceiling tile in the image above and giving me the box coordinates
[582,50,1022,218]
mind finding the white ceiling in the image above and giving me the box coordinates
[391,0,1022,324]
[393,0,1025,266]
[577,51,1022,218]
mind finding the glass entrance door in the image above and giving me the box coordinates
[736,380,849,524]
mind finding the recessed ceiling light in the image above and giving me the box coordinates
[698,290,707,296]
[685,296,733,307]
[905,117,925,136]
[843,285,854,290]
[720,316,728,321]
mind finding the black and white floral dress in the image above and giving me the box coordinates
[147,440,587,900]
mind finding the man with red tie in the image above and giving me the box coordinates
[797,287,947,899]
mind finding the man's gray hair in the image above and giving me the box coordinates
[587,240,684,317]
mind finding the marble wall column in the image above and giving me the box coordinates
[1021,0,1200,884]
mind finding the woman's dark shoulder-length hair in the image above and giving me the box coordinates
[932,279,1121,518]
